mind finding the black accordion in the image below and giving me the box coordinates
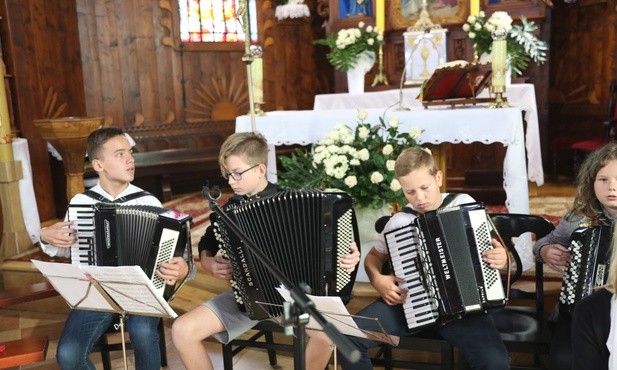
[384,202,506,331]
[213,189,360,320]
[559,224,611,313]
[67,203,192,298]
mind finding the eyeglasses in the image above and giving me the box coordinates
[222,164,259,181]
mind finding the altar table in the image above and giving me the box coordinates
[236,107,530,214]
[313,84,544,186]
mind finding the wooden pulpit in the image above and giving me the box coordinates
[33,117,102,201]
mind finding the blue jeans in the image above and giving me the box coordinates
[338,299,510,370]
[56,309,161,370]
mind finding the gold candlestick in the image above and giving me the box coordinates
[371,45,389,87]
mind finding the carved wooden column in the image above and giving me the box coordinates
[33,117,102,201]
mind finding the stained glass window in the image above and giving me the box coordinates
[178,0,257,43]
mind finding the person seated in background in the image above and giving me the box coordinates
[171,131,361,370]
[533,142,617,370]
[39,127,192,370]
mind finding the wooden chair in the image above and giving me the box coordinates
[90,317,167,370]
[489,213,556,370]
[221,320,298,370]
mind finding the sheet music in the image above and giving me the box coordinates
[81,265,177,318]
[32,260,177,319]
[275,286,398,345]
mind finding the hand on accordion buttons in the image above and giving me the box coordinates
[540,243,571,272]
[157,256,189,285]
[40,221,77,248]
[338,242,360,273]
[201,255,233,280]
[482,239,508,270]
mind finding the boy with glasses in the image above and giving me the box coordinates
[171,131,360,370]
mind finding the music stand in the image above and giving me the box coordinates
[31,260,177,370]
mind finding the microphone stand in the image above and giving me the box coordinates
[202,186,361,369]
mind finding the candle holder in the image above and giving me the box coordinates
[371,45,389,87]
[249,45,266,116]
[489,29,510,108]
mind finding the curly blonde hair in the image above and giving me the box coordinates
[570,142,617,220]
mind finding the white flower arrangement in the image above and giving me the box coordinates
[278,109,424,209]
[314,22,384,72]
[462,11,548,77]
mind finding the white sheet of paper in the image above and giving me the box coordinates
[275,286,368,338]
[32,260,177,318]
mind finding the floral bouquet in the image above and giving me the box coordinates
[277,109,424,210]
[314,22,384,73]
[462,11,548,77]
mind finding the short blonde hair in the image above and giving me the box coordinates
[218,132,268,174]
[394,147,438,178]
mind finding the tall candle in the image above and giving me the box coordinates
[0,62,14,162]
[376,0,385,32]
[491,30,507,90]
[470,0,479,16]
[251,56,263,104]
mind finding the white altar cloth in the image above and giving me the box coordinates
[236,107,530,214]
[313,84,544,186]
[13,138,40,244]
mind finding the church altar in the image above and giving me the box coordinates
[313,83,544,187]
[236,106,531,214]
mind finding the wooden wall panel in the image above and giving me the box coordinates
[0,0,86,220]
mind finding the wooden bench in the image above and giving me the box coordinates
[0,336,49,369]
[0,281,58,368]
[85,147,223,202]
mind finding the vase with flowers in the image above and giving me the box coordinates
[277,108,424,210]
[314,22,384,93]
[277,108,425,281]
[462,11,548,79]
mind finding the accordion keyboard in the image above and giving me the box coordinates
[67,205,97,265]
[385,224,439,330]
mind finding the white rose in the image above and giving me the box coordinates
[468,32,476,39]
[410,127,423,139]
[344,176,358,188]
[370,172,384,184]
[377,34,384,41]
[358,21,365,28]
[358,148,370,161]
[349,158,360,166]
[382,144,394,156]
[358,126,369,139]
[388,116,399,128]
[462,24,470,32]
[390,179,401,192]
[467,16,476,23]
[474,23,482,31]
[367,38,374,46]
[479,10,485,17]
[366,25,373,32]
[357,108,368,121]
[386,160,396,171]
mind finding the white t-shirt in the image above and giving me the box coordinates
[373,193,475,255]
[40,183,161,258]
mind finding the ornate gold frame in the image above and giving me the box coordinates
[390,0,469,29]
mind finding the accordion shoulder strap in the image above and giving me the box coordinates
[401,193,460,216]
[82,189,153,204]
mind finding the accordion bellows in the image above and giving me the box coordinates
[213,189,360,320]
